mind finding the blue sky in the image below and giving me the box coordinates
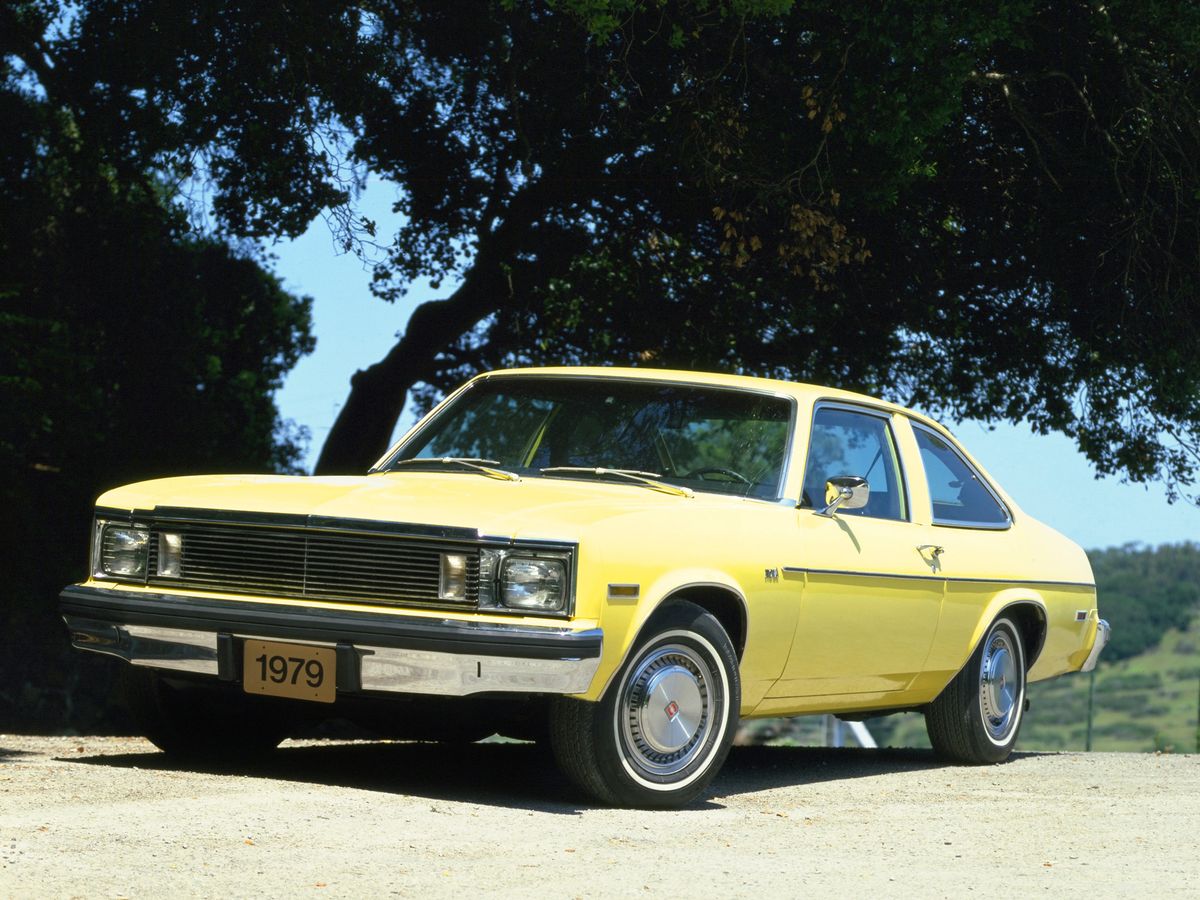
[270,182,1198,553]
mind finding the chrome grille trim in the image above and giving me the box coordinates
[146,521,482,610]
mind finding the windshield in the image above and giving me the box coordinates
[385,376,793,500]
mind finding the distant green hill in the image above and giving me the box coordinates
[1024,611,1199,753]
[739,543,1200,754]
[1087,543,1200,662]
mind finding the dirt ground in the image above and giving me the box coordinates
[1,735,1196,898]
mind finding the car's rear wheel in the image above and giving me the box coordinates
[925,615,1026,763]
[549,601,740,808]
[121,668,292,760]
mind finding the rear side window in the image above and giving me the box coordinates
[800,406,907,521]
[913,426,1010,527]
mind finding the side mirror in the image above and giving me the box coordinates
[817,475,869,517]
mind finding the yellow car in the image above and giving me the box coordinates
[61,367,1109,807]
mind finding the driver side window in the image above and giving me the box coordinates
[800,406,907,521]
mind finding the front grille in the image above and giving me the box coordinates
[146,521,480,609]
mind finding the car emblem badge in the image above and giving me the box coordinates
[664,700,680,720]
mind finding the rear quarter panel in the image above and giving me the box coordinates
[904,462,1099,699]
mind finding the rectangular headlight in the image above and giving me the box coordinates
[97,524,149,579]
[500,556,567,612]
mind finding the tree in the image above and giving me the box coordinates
[1087,543,1200,661]
[29,0,1200,501]
[0,1,315,729]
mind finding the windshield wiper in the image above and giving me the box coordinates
[389,457,521,482]
[539,466,693,498]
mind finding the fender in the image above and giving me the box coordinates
[965,589,1049,668]
[592,568,750,701]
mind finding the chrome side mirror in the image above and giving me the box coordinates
[817,475,869,517]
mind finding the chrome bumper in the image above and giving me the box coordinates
[1080,618,1111,673]
[61,586,602,698]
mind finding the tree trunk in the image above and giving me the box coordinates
[312,177,570,475]
[313,265,505,474]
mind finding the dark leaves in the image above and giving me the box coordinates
[22,0,1200,496]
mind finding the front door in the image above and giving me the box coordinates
[771,403,943,699]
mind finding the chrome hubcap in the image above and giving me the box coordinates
[639,665,704,754]
[621,644,711,777]
[979,629,1021,742]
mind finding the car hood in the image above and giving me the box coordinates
[95,471,761,543]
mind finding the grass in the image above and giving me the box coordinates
[1019,611,1200,754]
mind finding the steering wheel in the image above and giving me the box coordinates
[686,466,752,485]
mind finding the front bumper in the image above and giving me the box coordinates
[60,585,603,697]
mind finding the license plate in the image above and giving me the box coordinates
[243,640,336,704]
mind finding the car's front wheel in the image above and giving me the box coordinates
[549,601,740,808]
[121,668,292,760]
[925,615,1027,763]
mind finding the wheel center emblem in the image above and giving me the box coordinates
[664,700,680,720]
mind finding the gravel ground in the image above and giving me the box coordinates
[1,735,1196,898]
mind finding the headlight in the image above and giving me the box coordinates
[499,556,567,612]
[477,549,572,614]
[95,523,149,579]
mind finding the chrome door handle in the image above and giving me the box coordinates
[917,544,944,557]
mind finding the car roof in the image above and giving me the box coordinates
[481,366,954,437]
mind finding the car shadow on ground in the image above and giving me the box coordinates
[57,741,1051,812]
[712,745,1052,800]
[64,740,586,813]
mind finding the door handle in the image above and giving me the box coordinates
[917,544,944,558]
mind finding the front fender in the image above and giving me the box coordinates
[580,568,748,702]
[580,566,799,714]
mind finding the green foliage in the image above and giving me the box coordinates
[523,0,1200,499]
[16,0,1200,485]
[1088,544,1200,661]
[0,1,315,731]
[1022,615,1200,754]
[548,0,796,42]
